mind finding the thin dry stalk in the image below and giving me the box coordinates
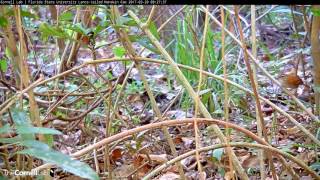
[250,5,265,179]
[201,6,319,123]
[143,142,319,180]
[311,5,320,115]
[128,10,249,180]
[221,6,234,179]
[194,5,210,178]
[33,118,317,179]
[201,6,320,145]
[234,6,277,180]
[111,6,186,179]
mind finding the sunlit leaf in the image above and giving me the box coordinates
[21,10,38,19]
[44,134,54,147]
[112,46,126,57]
[0,16,8,27]
[148,21,160,40]
[311,7,320,16]
[0,59,8,72]
[59,11,73,21]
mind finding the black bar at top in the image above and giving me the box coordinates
[0,0,317,5]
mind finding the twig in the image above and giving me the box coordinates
[129,10,249,180]
[143,142,319,180]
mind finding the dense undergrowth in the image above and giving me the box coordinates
[0,5,320,180]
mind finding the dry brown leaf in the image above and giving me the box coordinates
[133,155,152,177]
[241,154,260,169]
[173,135,183,144]
[110,147,123,162]
[113,164,135,178]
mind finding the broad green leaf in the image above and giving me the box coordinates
[11,108,31,126]
[310,162,320,171]
[311,7,320,16]
[20,10,38,19]
[18,141,99,180]
[0,124,11,134]
[117,16,131,26]
[0,16,8,27]
[5,47,12,58]
[0,59,8,72]
[6,9,37,19]
[112,46,126,57]
[148,21,160,40]
[136,37,160,54]
[11,108,35,141]
[59,12,73,21]
[16,126,62,135]
[0,137,21,144]
[212,148,224,161]
[93,20,110,36]
[39,23,68,41]
[20,140,51,150]
[66,23,87,35]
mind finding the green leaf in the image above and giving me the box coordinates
[59,12,73,21]
[148,21,160,40]
[16,126,62,135]
[0,137,21,144]
[117,16,131,26]
[112,46,126,57]
[11,108,31,126]
[44,134,54,147]
[20,140,51,150]
[0,59,8,72]
[18,142,99,180]
[0,16,8,27]
[136,36,160,54]
[66,23,87,35]
[5,47,13,58]
[11,108,35,141]
[311,7,320,16]
[39,23,68,41]
[212,148,224,161]
[20,10,38,19]
[310,162,320,171]
[0,124,11,134]
[93,20,110,36]
[5,9,37,19]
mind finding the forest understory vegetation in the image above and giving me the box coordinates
[0,4,320,180]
